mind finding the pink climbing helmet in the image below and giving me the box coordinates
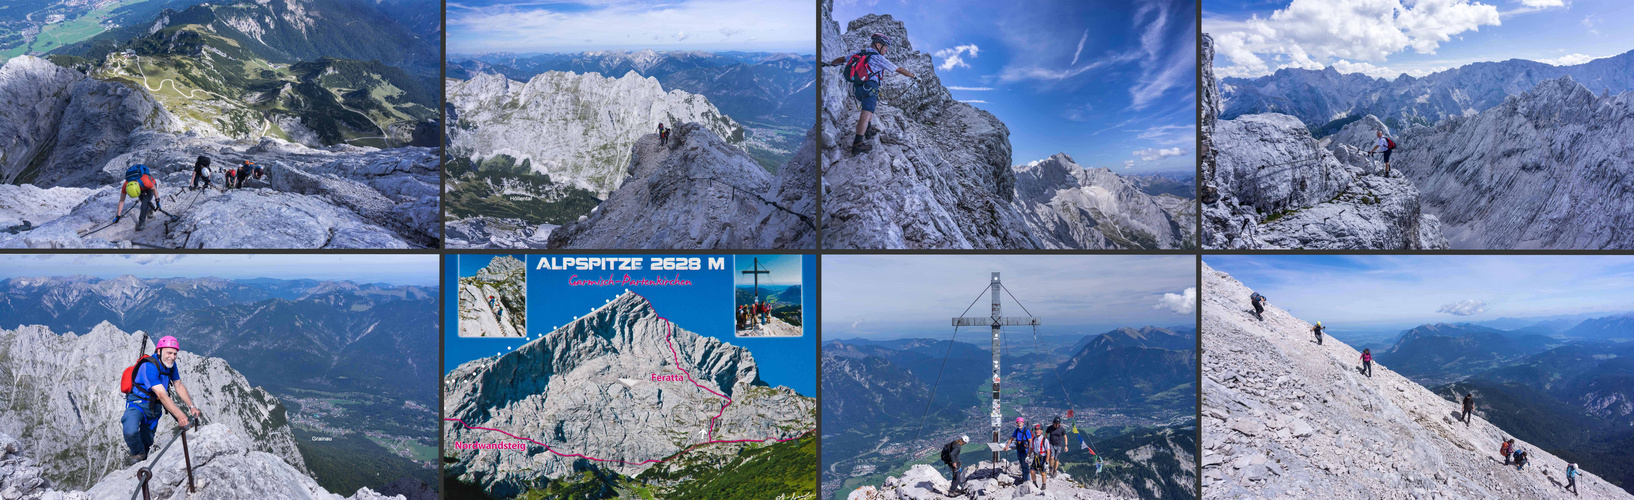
[156,335,180,351]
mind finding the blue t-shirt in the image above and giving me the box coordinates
[133,357,180,401]
[1011,427,1033,451]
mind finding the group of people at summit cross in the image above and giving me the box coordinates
[113,156,265,231]
[937,416,1092,496]
[736,300,773,331]
[1249,292,1585,496]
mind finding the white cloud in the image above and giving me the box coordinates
[959,99,988,103]
[1063,102,1094,122]
[1582,15,1600,36]
[1136,123,1197,145]
[1123,160,1137,168]
[935,44,980,71]
[1212,0,1501,78]
[946,86,995,91]
[1135,147,1184,161]
[1539,53,1601,66]
[1520,0,1564,6]
[1070,29,1088,66]
[675,31,689,42]
[1437,299,1487,316]
[719,28,744,38]
[1329,59,1405,79]
[1156,287,1196,314]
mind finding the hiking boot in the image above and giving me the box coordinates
[127,453,147,466]
[851,136,872,154]
[865,123,881,139]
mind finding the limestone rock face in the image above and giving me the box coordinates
[457,256,526,338]
[1200,263,1633,499]
[445,71,746,198]
[443,291,814,498]
[0,323,304,490]
[1394,76,1634,249]
[444,217,555,249]
[544,122,817,249]
[1012,153,1195,249]
[848,461,1133,500]
[0,56,183,188]
[1200,33,1446,250]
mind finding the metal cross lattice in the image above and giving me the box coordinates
[951,272,1040,464]
[741,257,771,305]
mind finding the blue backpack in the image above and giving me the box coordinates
[124,164,151,182]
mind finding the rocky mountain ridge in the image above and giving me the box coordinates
[443,291,813,498]
[1201,262,1631,498]
[0,322,306,490]
[1012,153,1196,249]
[1201,33,1447,250]
[819,2,1193,249]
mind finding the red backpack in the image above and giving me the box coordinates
[120,355,159,395]
[1385,137,1397,150]
[843,51,875,85]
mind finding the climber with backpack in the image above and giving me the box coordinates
[1249,292,1266,320]
[120,335,202,466]
[223,165,237,189]
[659,123,670,146]
[1567,462,1580,495]
[1500,438,1514,465]
[1007,417,1033,483]
[824,33,917,154]
[237,160,254,187]
[115,164,162,231]
[1513,448,1529,471]
[1312,321,1325,345]
[1360,348,1374,377]
[1462,393,1474,426]
[191,155,211,190]
[1029,423,1050,489]
[1369,130,1397,177]
[941,435,968,496]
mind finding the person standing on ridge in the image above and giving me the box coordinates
[1312,321,1325,345]
[1360,349,1373,378]
[1567,463,1580,495]
[1369,130,1397,177]
[1046,417,1067,476]
[940,435,968,496]
[825,33,917,154]
[1250,292,1266,320]
[1462,393,1474,426]
[658,123,670,146]
[1008,417,1033,484]
[1500,438,1514,465]
[122,336,202,466]
[1029,423,1051,489]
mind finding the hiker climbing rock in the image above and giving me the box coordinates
[1311,321,1325,345]
[1007,417,1033,483]
[1513,448,1529,470]
[1500,438,1514,465]
[1046,417,1067,476]
[825,33,917,154]
[237,160,254,187]
[1250,292,1266,320]
[1462,393,1474,426]
[940,435,968,496]
[120,335,202,466]
[1567,462,1580,495]
[191,155,211,190]
[1360,348,1373,378]
[1369,130,1397,177]
[116,164,161,231]
[659,123,670,146]
[223,165,237,189]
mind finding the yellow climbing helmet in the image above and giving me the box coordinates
[124,180,141,198]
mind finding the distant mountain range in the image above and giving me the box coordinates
[1219,49,1634,133]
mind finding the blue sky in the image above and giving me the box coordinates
[822,255,1196,341]
[733,254,802,288]
[443,254,816,396]
[447,0,814,54]
[0,254,437,286]
[1205,0,1634,80]
[1205,255,1634,329]
[833,0,1197,174]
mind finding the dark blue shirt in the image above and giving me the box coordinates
[133,357,180,401]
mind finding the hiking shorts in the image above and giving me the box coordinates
[1052,444,1066,456]
[1382,149,1393,163]
[854,80,880,112]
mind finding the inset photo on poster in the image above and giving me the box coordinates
[1202,256,1634,498]
[0,254,439,499]
[822,255,1198,500]
[734,254,803,337]
[443,255,817,499]
[457,254,527,338]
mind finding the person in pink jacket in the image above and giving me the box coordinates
[1361,349,1374,378]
